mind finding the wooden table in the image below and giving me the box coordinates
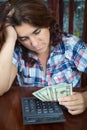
[0,86,87,130]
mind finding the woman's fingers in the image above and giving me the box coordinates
[58,92,87,115]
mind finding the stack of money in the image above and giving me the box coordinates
[32,83,72,101]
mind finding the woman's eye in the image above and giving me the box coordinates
[19,37,29,42]
[34,29,41,35]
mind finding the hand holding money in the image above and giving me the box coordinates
[32,83,72,101]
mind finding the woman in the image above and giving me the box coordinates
[0,0,87,115]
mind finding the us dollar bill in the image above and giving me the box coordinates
[32,83,72,101]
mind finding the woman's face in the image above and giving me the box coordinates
[15,23,50,55]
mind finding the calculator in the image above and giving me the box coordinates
[21,97,66,125]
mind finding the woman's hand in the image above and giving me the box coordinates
[58,92,87,115]
[0,24,17,51]
[6,25,17,42]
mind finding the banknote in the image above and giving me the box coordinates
[33,87,49,101]
[32,83,72,101]
[52,83,72,100]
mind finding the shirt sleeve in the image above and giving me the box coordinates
[64,35,87,73]
[12,47,23,72]
[12,48,19,68]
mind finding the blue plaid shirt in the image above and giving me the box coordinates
[12,34,87,87]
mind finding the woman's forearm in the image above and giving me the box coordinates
[0,37,16,95]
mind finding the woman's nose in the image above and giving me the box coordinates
[30,37,38,47]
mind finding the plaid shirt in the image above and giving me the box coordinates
[12,34,87,87]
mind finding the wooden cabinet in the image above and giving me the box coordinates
[47,0,87,38]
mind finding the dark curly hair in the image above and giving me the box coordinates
[0,1,10,50]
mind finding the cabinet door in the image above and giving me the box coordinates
[63,0,85,38]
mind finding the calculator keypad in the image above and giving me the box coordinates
[21,97,66,124]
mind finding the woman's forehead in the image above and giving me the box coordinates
[15,23,38,36]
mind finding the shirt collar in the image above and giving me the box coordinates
[28,52,39,60]
[50,43,65,57]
